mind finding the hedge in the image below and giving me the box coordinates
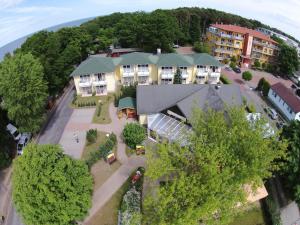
[220,75,231,84]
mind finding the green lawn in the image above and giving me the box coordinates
[81,131,109,160]
[92,95,114,124]
[71,95,99,108]
[230,203,266,225]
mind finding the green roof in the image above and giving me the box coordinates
[70,56,116,76]
[118,97,136,110]
[119,52,158,65]
[156,53,193,67]
[70,53,223,77]
[192,53,223,67]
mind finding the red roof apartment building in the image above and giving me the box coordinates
[207,24,279,67]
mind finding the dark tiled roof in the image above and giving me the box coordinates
[137,84,243,119]
[271,83,300,112]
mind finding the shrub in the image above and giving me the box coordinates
[254,59,261,68]
[96,103,102,117]
[231,56,237,63]
[220,75,231,84]
[86,129,97,143]
[242,71,253,81]
[122,123,146,149]
[229,61,236,69]
[223,59,229,65]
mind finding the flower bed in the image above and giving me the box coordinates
[119,167,145,225]
[85,132,117,168]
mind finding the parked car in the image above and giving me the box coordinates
[233,67,241,73]
[6,123,21,141]
[17,133,32,155]
[173,44,180,48]
[225,66,232,71]
[291,84,298,89]
[264,107,278,120]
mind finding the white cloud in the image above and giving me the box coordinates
[0,0,24,10]
[6,6,71,14]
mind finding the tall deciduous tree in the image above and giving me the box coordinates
[278,44,299,76]
[173,67,182,84]
[281,121,300,203]
[12,144,93,225]
[144,107,287,225]
[0,53,48,132]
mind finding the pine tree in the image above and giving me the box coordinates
[173,67,182,84]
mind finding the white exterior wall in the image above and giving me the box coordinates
[73,72,116,96]
[268,88,299,121]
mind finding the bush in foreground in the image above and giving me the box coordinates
[12,144,93,225]
[86,129,97,143]
[242,71,253,81]
[122,123,146,149]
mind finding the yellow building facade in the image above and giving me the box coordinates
[207,24,278,67]
[71,52,223,96]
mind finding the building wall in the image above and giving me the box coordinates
[268,89,298,121]
[139,114,148,125]
[207,26,278,66]
[73,72,116,96]
[106,72,117,93]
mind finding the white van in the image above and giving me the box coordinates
[6,123,21,141]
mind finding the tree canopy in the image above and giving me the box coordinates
[122,123,146,149]
[242,71,253,81]
[0,52,48,132]
[278,44,299,76]
[281,121,300,203]
[12,144,93,225]
[144,107,287,225]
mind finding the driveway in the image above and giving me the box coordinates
[59,108,95,159]
[37,86,75,144]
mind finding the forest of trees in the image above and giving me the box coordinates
[6,7,298,98]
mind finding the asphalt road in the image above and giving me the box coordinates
[5,85,75,225]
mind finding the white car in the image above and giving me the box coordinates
[17,133,32,155]
[6,123,21,141]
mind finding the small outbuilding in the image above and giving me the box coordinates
[118,97,137,118]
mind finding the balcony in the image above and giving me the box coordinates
[216,41,234,47]
[79,79,92,88]
[181,71,189,79]
[93,79,107,86]
[137,70,150,76]
[252,48,263,53]
[253,40,279,50]
[123,70,135,77]
[210,72,220,78]
[161,70,174,79]
[214,48,233,54]
[197,70,209,77]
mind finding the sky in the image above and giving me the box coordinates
[1,0,300,48]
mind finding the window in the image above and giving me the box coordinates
[138,76,148,84]
[95,73,105,81]
[210,66,219,72]
[80,75,90,82]
[161,78,172,84]
[138,64,149,72]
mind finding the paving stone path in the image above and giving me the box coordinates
[58,103,145,224]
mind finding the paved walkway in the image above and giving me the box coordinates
[56,102,146,223]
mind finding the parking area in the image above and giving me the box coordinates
[222,67,289,127]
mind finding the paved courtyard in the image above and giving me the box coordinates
[52,101,146,223]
